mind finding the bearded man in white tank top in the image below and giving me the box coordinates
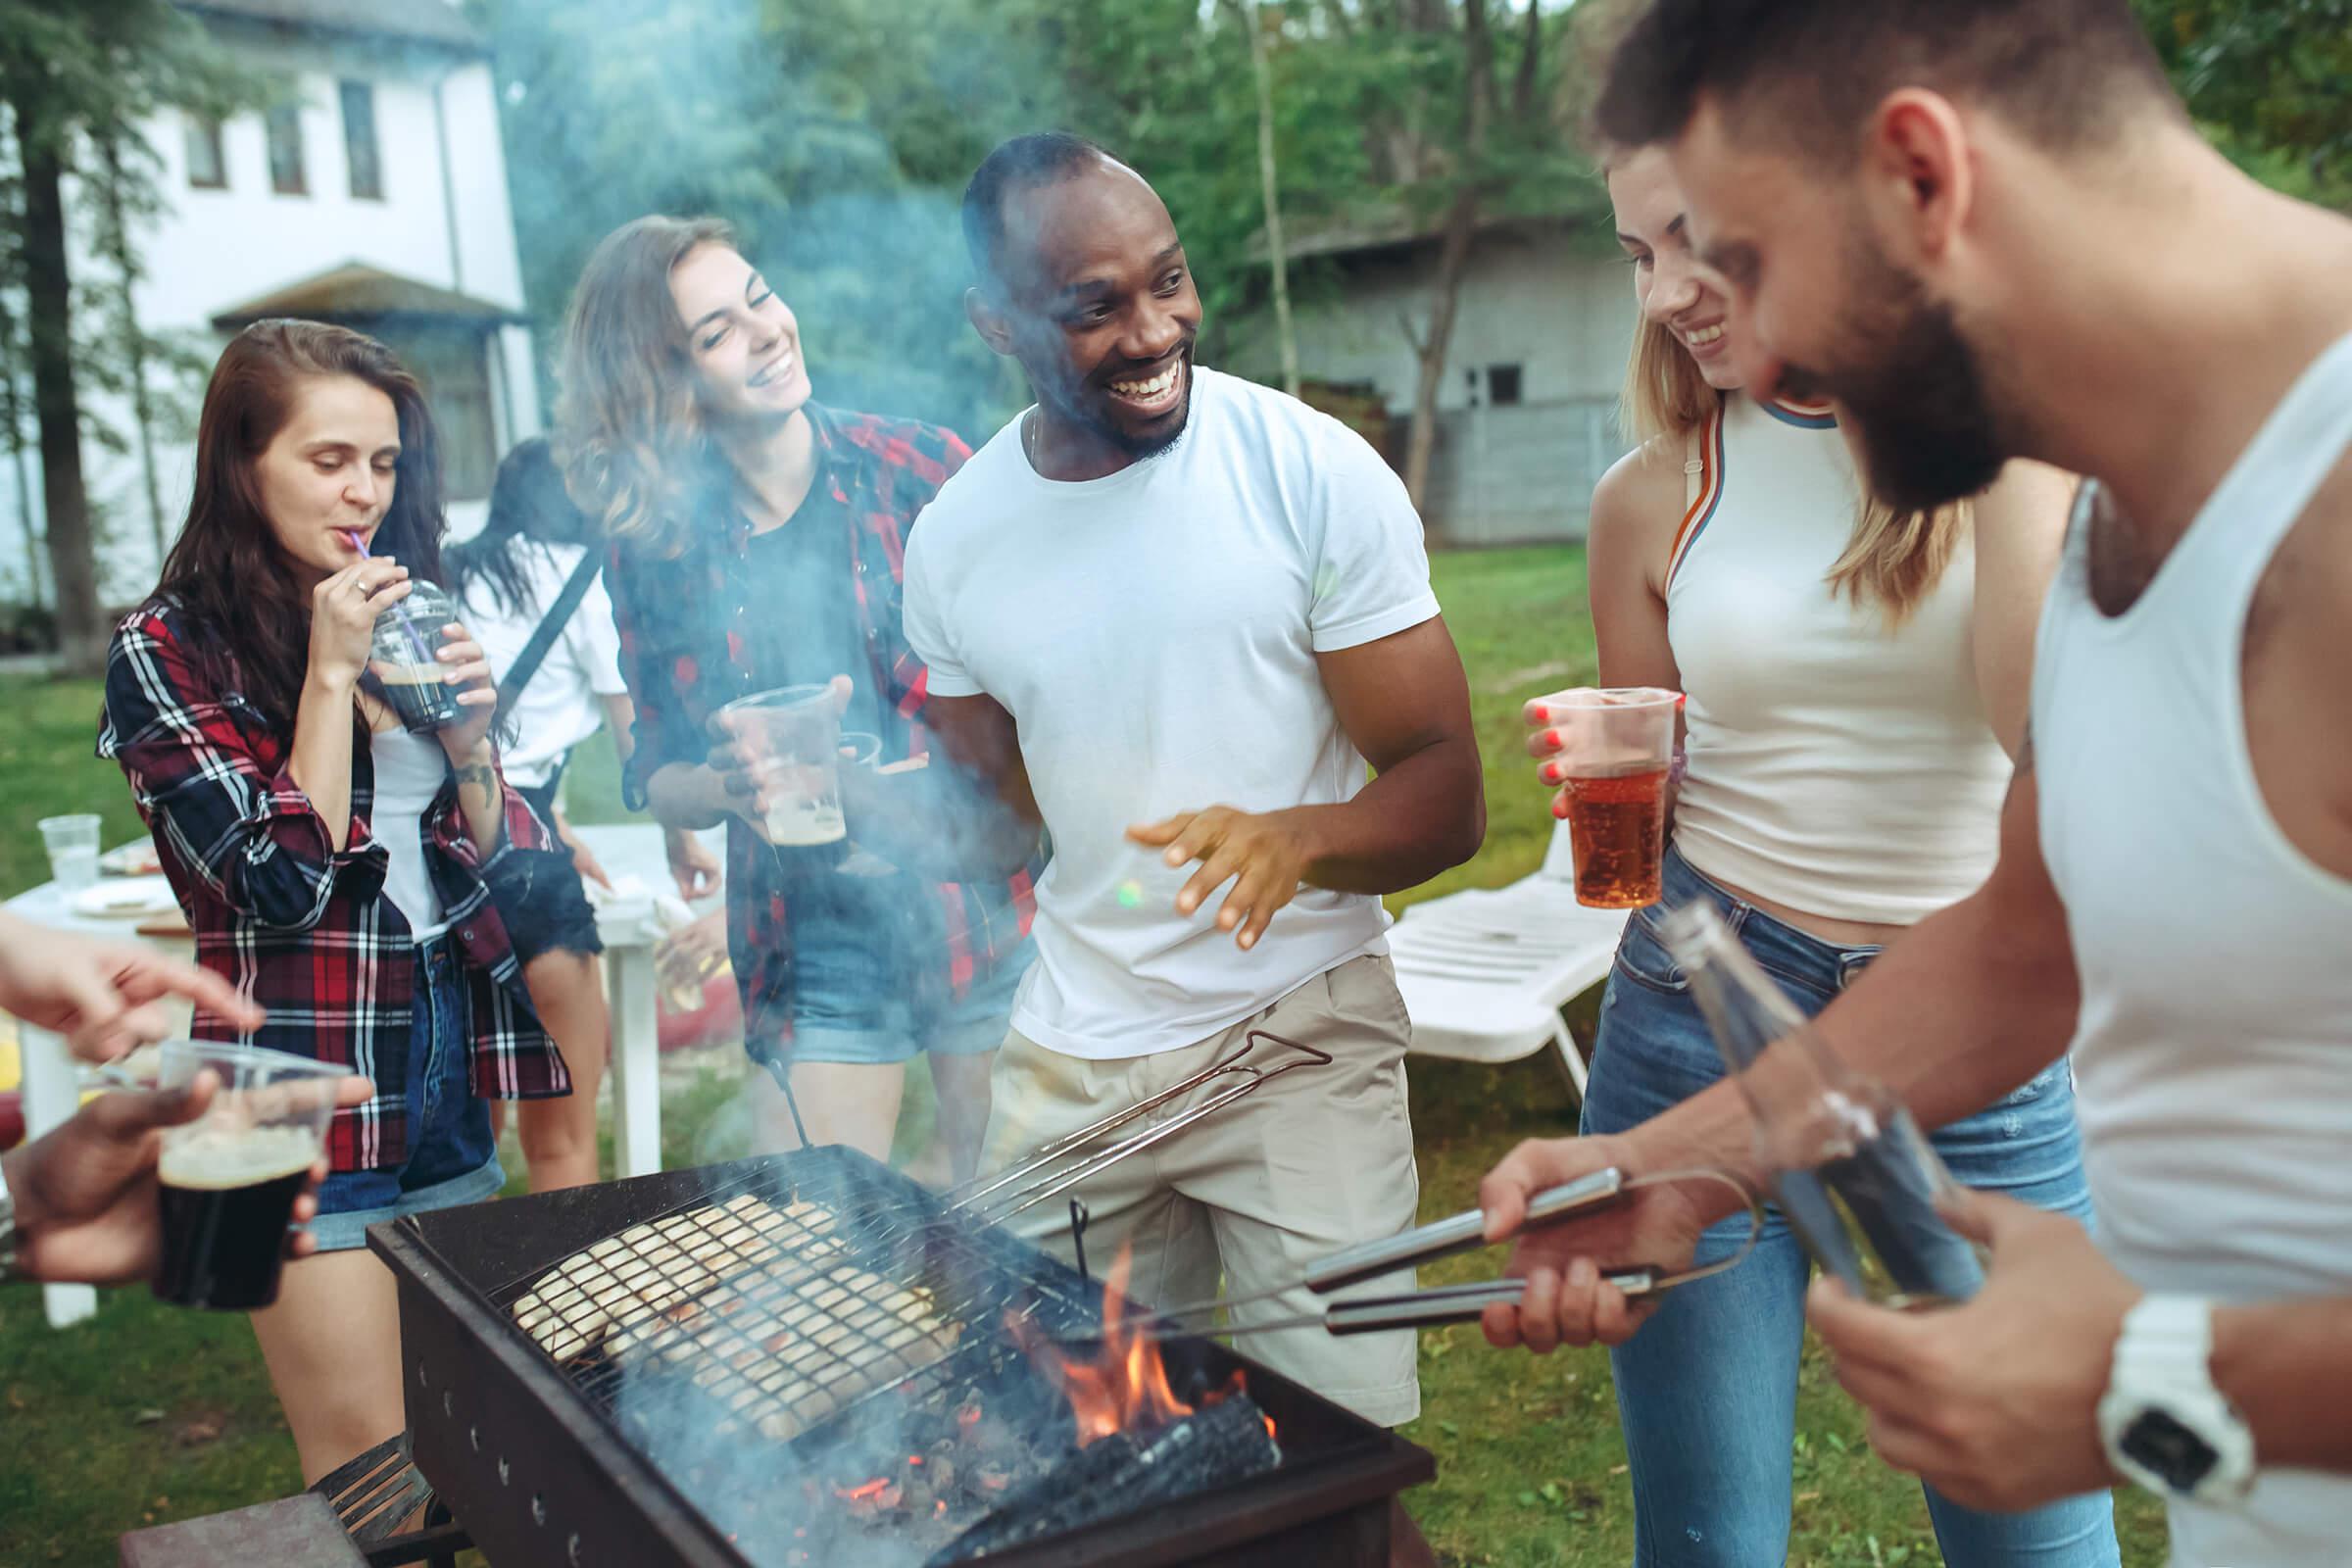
[1530,143,2114,1568]
[1475,4,2352,1564]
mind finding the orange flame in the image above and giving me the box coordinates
[1009,1245,1271,1447]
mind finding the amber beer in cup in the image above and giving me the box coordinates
[1528,686,1683,908]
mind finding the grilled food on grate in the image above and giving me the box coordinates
[512,1193,812,1361]
[509,1190,959,1440]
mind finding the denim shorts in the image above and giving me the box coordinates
[490,773,605,963]
[1581,841,2118,1567]
[310,934,505,1252]
[780,873,1034,1067]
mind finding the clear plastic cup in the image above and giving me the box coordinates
[38,813,102,893]
[152,1041,345,1310]
[1527,686,1684,908]
[719,685,848,846]
[368,580,465,733]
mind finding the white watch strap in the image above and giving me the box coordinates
[2104,1293,2257,1504]
[2115,1294,2215,1382]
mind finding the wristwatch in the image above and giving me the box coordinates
[2097,1294,2256,1505]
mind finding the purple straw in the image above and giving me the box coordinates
[344,529,432,665]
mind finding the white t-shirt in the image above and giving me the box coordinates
[457,544,628,789]
[902,367,1442,1059]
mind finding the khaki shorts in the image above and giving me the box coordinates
[980,953,1422,1427]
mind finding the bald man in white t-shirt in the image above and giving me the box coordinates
[904,138,1479,1546]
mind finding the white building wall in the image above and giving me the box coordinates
[1230,234,1638,543]
[6,27,539,607]
[1242,236,1634,413]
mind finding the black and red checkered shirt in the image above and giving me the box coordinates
[98,599,570,1174]
[607,404,1040,1067]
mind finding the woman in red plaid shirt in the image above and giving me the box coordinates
[98,320,570,1485]
[560,217,1040,1183]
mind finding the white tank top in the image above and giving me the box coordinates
[2034,332,2352,1564]
[369,728,450,939]
[1666,392,2010,923]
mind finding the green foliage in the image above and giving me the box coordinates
[469,0,1610,434]
[468,0,1075,438]
[2134,0,2352,205]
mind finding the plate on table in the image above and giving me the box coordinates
[98,841,163,878]
[71,877,179,920]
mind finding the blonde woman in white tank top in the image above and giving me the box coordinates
[1521,147,2119,1567]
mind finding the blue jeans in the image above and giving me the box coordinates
[783,871,1033,1066]
[1582,845,2119,1567]
[311,935,504,1251]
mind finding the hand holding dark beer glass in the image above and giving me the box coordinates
[153,1042,351,1309]
[1525,687,1683,908]
[0,1066,366,1289]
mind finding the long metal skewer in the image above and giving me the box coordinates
[949,1030,1333,1227]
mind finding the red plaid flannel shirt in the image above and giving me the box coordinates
[606,405,1040,1067]
[98,599,570,1174]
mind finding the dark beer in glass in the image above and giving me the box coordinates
[152,1042,341,1312]
[155,1127,319,1309]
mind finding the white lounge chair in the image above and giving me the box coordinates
[1388,820,1631,1102]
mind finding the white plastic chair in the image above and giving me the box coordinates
[1388,821,1630,1102]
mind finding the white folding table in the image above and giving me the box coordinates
[3,822,703,1329]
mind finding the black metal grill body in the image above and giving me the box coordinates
[372,1148,1432,1568]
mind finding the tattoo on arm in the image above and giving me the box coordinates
[453,762,498,796]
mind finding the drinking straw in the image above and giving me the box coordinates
[343,529,432,664]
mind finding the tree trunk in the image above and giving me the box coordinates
[0,295,48,612]
[98,138,169,563]
[19,111,108,675]
[1238,0,1299,397]
[1399,0,1495,516]
[1401,186,1479,514]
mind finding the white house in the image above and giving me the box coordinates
[4,0,540,607]
[1228,212,1638,546]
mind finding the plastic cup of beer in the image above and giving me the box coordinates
[38,812,103,892]
[368,579,466,733]
[1527,686,1683,909]
[152,1041,343,1311]
[719,685,848,847]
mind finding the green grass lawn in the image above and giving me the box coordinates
[0,546,2167,1566]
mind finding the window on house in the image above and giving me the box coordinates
[1486,364,1524,407]
[384,330,497,501]
[265,101,307,195]
[339,79,382,200]
[184,115,226,190]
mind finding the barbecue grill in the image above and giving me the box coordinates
[372,1145,1433,1568]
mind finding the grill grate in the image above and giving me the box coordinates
[491,1152,1099,1451]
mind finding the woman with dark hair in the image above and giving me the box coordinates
[98,318,569,1483]
[447,436,717,1191]
[559,216,1038,1183]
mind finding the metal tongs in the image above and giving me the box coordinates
[1134,1165,1766,1339]
[947,1029,1334,1228]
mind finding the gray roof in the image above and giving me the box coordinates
[178,0,483,51]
